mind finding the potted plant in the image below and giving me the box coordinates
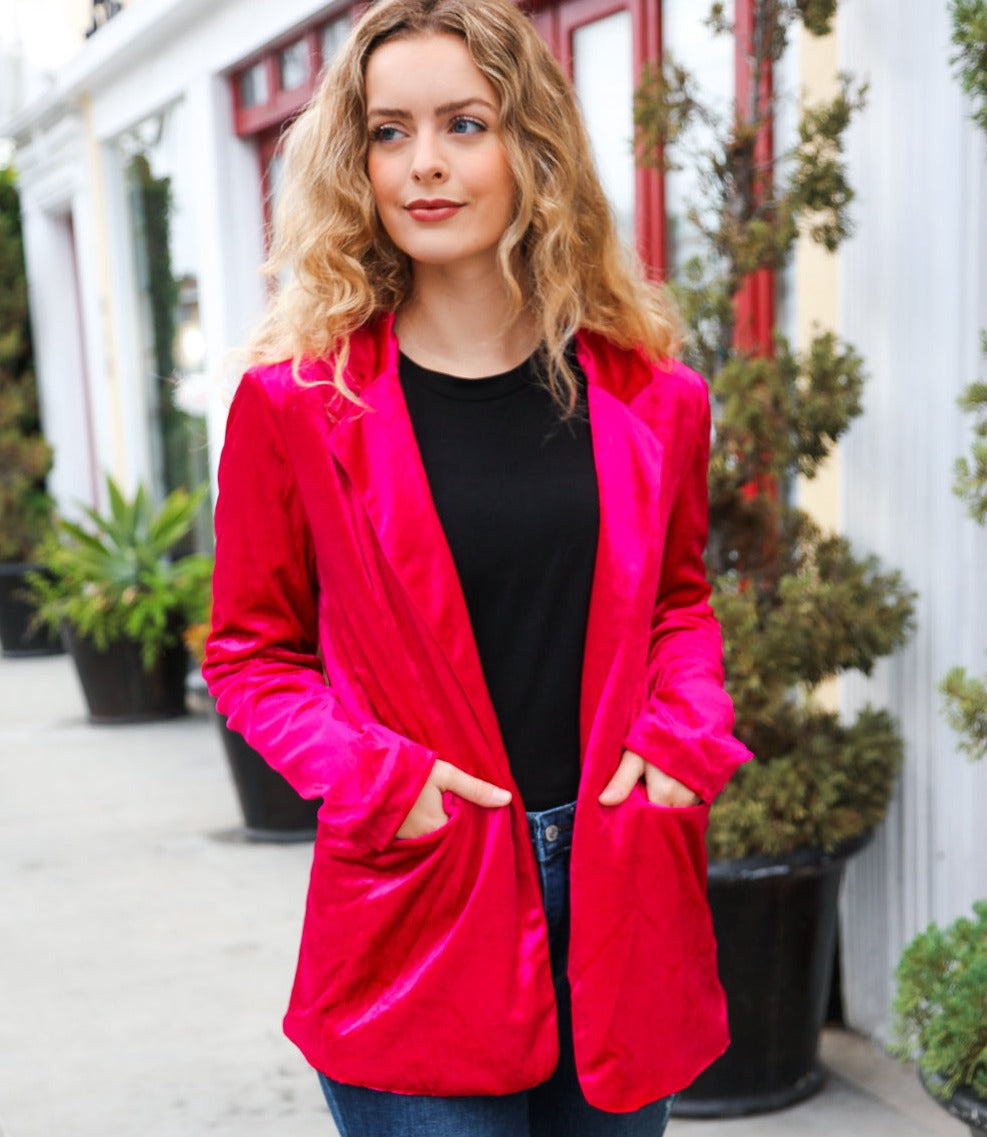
[28,476,212,722]
[0,165,60,658]
[892,902,987,1136]
[635,0,915,1114]
[184,614,319,842]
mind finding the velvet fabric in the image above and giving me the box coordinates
[204,314,752,1112]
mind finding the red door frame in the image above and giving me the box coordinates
[529,0,664,277]
[257,126,284,253]
[733,0,775,356]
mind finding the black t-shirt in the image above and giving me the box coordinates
[400,350,599,810]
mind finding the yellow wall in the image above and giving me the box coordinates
[795,25,840,707]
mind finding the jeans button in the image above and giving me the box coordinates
[544,824,560,843]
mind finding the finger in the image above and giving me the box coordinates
[395,780,448,839]
[436,761,511,808]
[644,763,701,807]
[599,750,645,806]
[396,807,448,839]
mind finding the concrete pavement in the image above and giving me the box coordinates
[0,653,967,1137]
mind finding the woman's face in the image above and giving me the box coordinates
[365,33,516,279]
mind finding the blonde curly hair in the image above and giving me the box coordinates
[250,0,680,411]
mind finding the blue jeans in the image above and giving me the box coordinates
[317,801,676,1136]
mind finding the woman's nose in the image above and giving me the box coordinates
[411,132,447,182]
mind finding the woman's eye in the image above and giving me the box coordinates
[370,124,404,142]
[450,116,485,135]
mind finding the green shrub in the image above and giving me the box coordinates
[29,477,212,670]
[892,901,987,1099]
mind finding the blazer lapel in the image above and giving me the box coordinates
[578,343,665,758]
[326,329,506,763]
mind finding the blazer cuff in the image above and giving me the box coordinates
[624,709,751,804]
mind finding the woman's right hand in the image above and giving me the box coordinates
[395,758,512,839]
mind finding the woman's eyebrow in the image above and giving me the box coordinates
[433,97,498,115]
[367,97,498,119]
[367,106,412,120]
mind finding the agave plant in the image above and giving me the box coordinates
[28,476,212,670]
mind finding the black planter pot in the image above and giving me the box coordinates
[211,707,319,842]
[62,623,188,723]
[920,1071,987,1136]
[674,831,872,1118]
[0,563,64,658]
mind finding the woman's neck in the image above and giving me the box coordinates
[394,267,539,378]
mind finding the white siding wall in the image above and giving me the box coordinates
[838,0,987,1040]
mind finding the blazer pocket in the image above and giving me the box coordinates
[320,792,463,867]
[626,790,711,929]
[570,789,726,1109]
[375,797,463,869]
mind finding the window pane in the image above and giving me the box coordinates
[321,16,349,69]
[238,61,268,109]
[266,148,286,253]
[279,40,309,92]
[572,10,635,251]
[661,0,735,276]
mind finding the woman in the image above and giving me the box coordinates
[205,0,750,1133]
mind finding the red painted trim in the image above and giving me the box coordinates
[733,0,775,356]
[527,3,559,51]
[230,6,355,138]
[554,0,627,76]
[633,0,663,278]
[537,0,663,275]
[235,63,318,137]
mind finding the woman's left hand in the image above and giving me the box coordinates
[599,749,701,808]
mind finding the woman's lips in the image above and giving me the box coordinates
[405,199,464,222]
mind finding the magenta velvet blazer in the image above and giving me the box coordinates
[204,314,750,1112]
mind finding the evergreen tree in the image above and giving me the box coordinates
[635,0,915,859]
[0,167,52,563]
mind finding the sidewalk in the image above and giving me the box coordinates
[0,654,967,1137]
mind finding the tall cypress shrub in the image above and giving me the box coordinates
[635,0,915,859]
[0,167,53,563]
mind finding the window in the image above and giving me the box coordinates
[278,40,311,92]
[531,0,663,272]
[661,0,735,277]
[320,16,350,70]
[237,61,269,110]
[231,12,352,137]
[231,10,355,252]
[531,0,739,282]
[572,9,636,250]
[115,103,212,549]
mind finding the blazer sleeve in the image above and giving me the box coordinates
[203,371,437,852]
[622,369,751,803]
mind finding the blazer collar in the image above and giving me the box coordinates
[327,317,664,765]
